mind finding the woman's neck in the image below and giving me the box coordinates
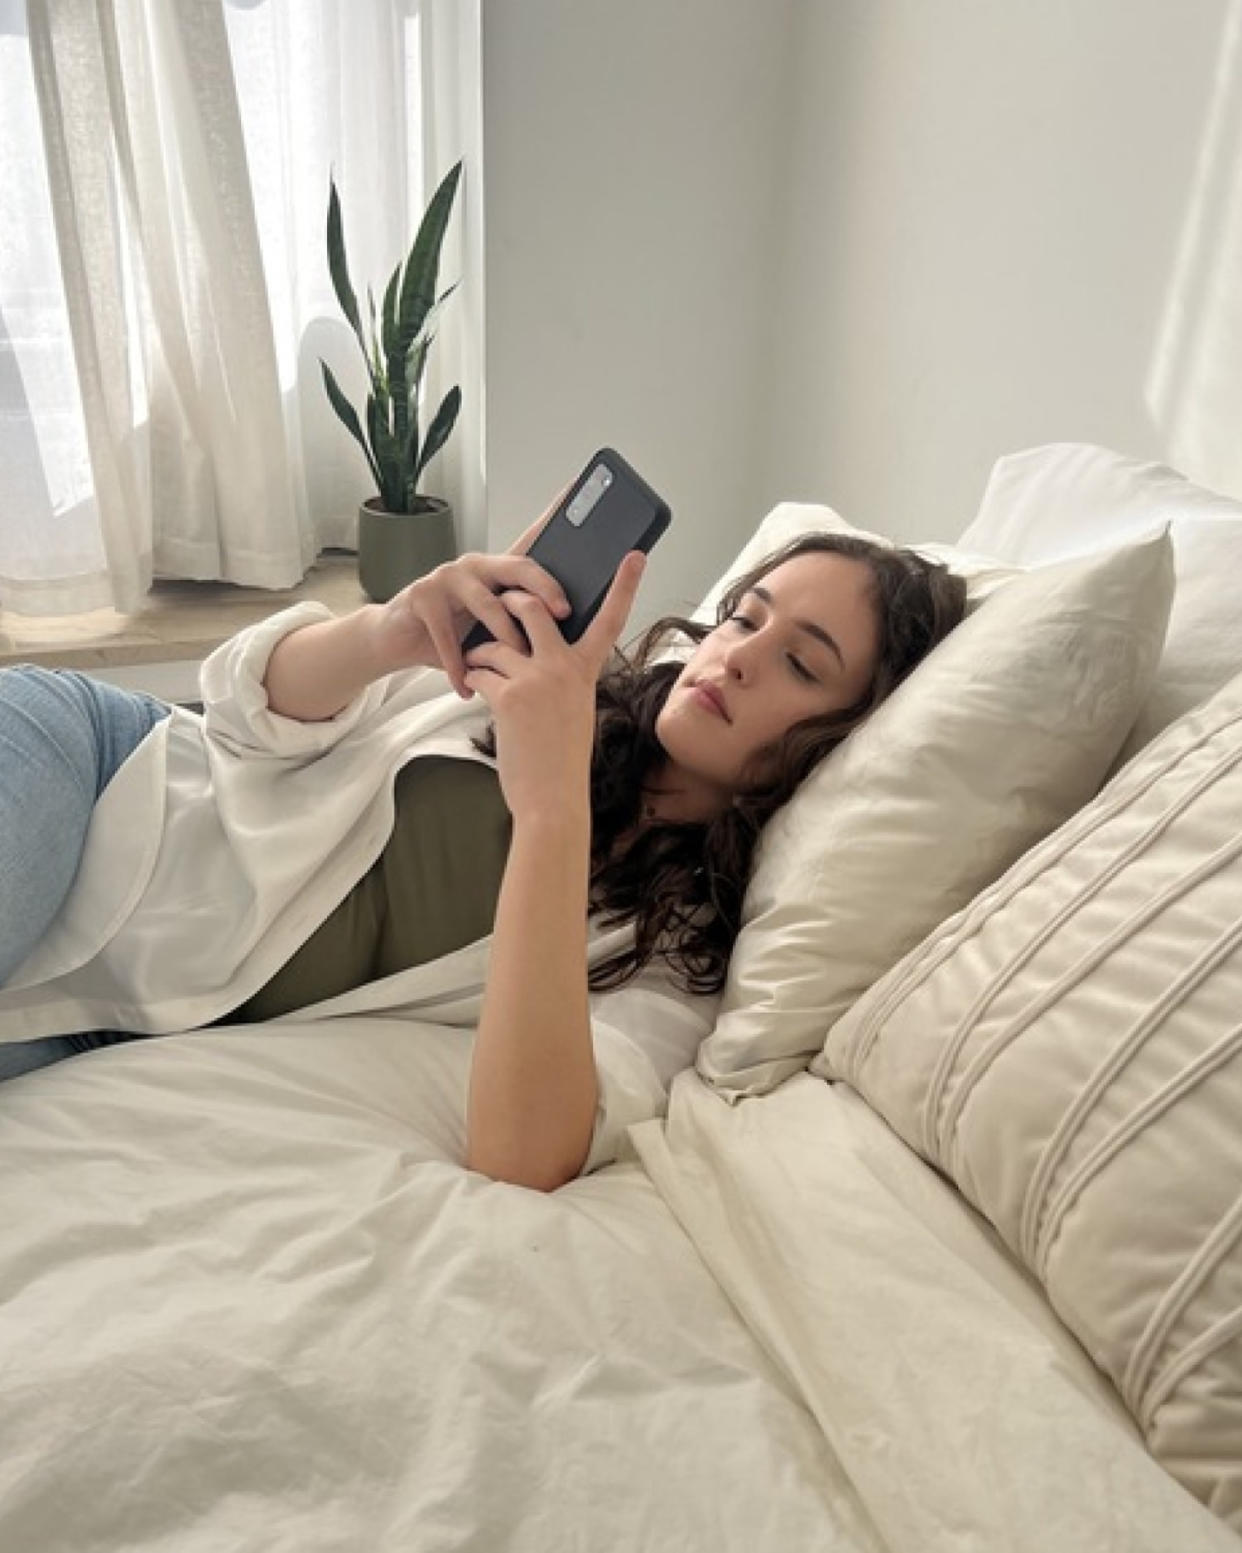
[640,760,729,826]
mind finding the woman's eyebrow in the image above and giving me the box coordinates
[749,585,846,669]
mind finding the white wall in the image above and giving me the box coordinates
[481,0,796,622]
[482,0,1242,601]
[758,0,1242,545]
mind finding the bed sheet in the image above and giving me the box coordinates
[632,1072,1240,1553]
[0,1018,879,1553]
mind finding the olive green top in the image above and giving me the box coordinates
[226,755,511,1023]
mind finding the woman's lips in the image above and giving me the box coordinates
[689,681,730,720]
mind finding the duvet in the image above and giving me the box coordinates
[0,1016,1232,1552]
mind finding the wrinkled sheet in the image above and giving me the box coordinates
[0,1019,876,1553]
[2,1019,1233,1553]
[633,1072,1240,1553]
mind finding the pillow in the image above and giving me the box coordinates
[815,666,1242,1532]
[695,523,1175,1096]
[958,442,1242,763]
[692,501,1018,622]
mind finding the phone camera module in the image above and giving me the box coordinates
[567,462,613,526]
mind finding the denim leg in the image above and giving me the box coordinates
[0,1031,144,1083]
[0,666,171,986]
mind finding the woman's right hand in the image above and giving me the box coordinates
[262,505,573,725]
[459,551,646,823]
[372,509,571,698]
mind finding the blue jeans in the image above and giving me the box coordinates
[0,665,171,1080]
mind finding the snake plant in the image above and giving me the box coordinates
[321,159,462,514]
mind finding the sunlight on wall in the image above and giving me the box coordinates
[1147,0,1242,500]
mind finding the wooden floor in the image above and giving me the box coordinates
[0,553,367,672]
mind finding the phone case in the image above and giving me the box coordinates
[462,448,671,650]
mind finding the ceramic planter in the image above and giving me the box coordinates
[357,497,457,603]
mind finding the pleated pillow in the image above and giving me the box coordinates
[816,668,1242,1531]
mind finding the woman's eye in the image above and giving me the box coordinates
[728,614,816,681]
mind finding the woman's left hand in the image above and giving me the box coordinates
[461,551,646,823]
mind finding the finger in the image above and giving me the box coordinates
[425,611,472,697]
[517,560,572,619]
[461,561,570,626]
[463,635,527,678]
[461,664,501,712]
[492,556,571,619]
[581,551,646,658]
[464,586,536,654]
[498,588,562,654]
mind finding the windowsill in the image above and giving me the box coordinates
[0,552,367,672]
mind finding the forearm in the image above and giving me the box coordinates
[466,804,597,1191]
[263,605,396,722]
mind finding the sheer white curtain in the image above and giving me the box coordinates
[0,0,481,619]
[223,0,485,563]
[0,0,120,614]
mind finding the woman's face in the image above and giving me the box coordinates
[652,551,880,821]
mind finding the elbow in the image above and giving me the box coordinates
[464,1139,589,1194]
[464,1075,598,1191]
[499,1168,576,1195]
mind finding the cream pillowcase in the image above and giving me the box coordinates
[696,526,1175,1096]
[958,442,1242,765]
[817,666,1242,1532]
[692,501,1017,623]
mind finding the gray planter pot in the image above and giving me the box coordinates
[358,497,457,603]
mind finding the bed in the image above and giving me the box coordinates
[1,442,1240,1551]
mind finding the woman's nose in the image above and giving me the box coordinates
[722,636,755,681]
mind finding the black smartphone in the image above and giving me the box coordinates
[462,447,672,650]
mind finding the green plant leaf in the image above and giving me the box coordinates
[371,374,392,446]
[386,164,460,460]
[401,383,421,490]
[405,332,433,400]
[380,260,402,360]
[328,160,463,510]
[326,177,367,359]
[366,392,405,511]
[403,280,456,386]
[392,160,462,364]
[390,354,409,457]
[414,385,461,485]
[366,286,384,381]
[320,359,381,492]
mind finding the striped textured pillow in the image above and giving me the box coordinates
[816,668,1242,1531]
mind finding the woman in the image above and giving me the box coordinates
[0,516,965,1188]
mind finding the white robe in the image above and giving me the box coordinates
[0,603,718,1171]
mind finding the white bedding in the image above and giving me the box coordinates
[1,1018,1233,1550]
[0,1020,874,1553]
[631,1073,1237,1553]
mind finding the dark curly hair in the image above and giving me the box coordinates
[478,531,967,995]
